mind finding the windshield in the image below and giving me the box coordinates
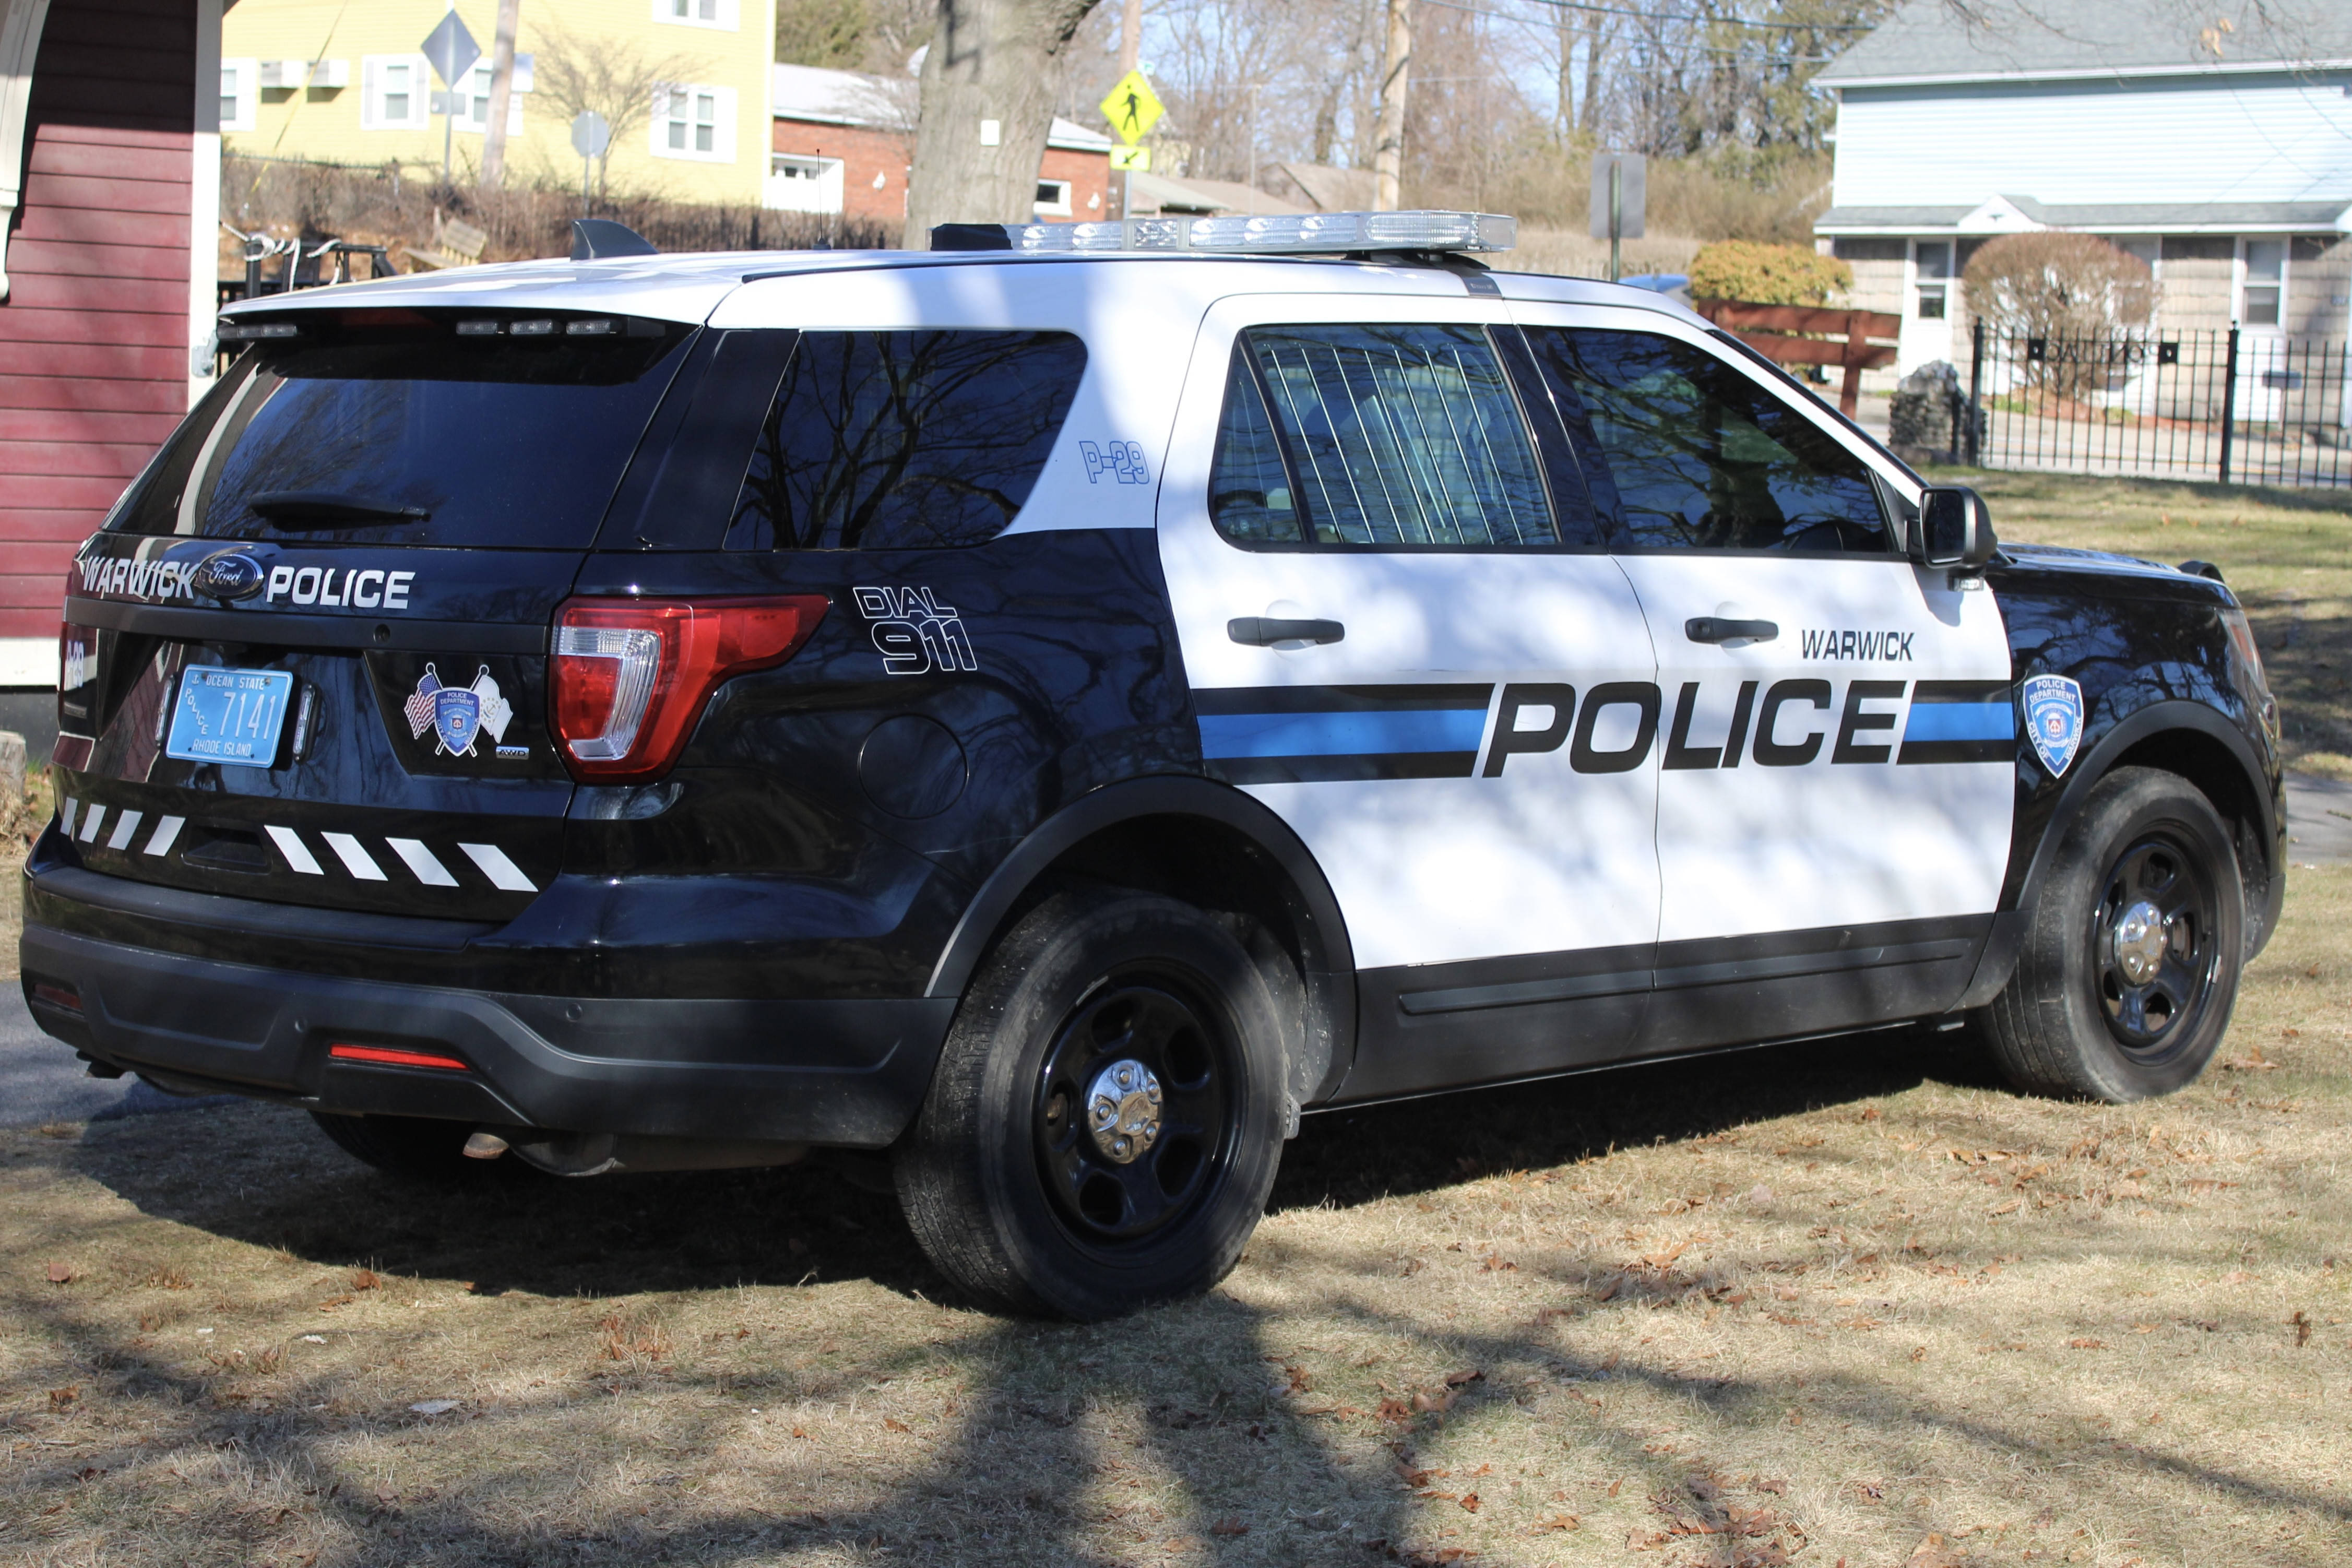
[110,314,694,548]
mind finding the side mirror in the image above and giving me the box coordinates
[1914,485,1997,573]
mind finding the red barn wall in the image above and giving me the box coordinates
[0,0,195,654]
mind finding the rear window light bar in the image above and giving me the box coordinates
[217,320,300,340]
[931,209,1515,256]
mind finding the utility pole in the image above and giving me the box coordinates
[480,0,521,189]
[1118,0,1142,219]
[1373,0,1410,211]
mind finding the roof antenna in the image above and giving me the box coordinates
[571,219,658,261]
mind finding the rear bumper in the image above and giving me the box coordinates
[20,922,955,1148]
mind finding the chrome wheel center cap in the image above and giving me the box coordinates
[2112,899,2168,985]
[1085,1058,1162,1165]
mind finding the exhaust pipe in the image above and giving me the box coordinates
[489,1129,810,1178]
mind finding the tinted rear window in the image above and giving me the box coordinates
[110,317,692,548]
[723,329,1086,551]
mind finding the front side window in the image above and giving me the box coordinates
[1529,327,1887,554]
[726,330,1087,551]
[1230,323,1555,548]
[1208,348,1300,545]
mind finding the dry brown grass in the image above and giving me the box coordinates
[5,479,2351,1564]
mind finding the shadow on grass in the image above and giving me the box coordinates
[24,1019,2352,1565]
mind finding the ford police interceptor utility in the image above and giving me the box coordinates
[21,212,2284,1318]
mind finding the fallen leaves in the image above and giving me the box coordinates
[2291,1310,2312,1347]
[2069,1337,2107,1350]
[48,1385,79,1410]
[44,1262,74,1285]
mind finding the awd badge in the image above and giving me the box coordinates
[2021,673,2084,777]
[405,663,515,757]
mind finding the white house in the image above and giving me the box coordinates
[1814,0,2352,376]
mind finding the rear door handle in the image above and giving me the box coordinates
[1228,617,1345,647]
[1685,616,1778,644]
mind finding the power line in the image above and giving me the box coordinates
[1491,0,1873,29]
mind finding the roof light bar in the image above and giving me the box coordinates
[932,209,1515,256]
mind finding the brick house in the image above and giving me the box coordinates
[0,0,219,700]
[1813,0,2351,382]
[768,63,1111,230]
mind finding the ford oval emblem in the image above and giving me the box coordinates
[192,549,265,602]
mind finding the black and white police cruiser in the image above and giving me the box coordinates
[22,212,2283,1318]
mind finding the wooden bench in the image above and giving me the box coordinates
[1693,300,1901,417]
[402,214,490,272]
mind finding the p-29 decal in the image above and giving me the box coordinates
[1197,680,2017,785]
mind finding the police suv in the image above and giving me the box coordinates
[22,212,2283,1318]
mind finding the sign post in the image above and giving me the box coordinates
[420,12,483,185]
[571,111,612,211]
[1588,151,1645,283]
[1099,68,1163,220]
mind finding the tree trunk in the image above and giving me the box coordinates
[480,0,522,190]
[905,0,1103,244]
[1371,0,1409,210]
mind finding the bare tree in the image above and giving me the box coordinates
[531,21,708,198]
[904,0,1106,238]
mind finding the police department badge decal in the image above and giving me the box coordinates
[2021,674,2084,777]
[405,663,514,758]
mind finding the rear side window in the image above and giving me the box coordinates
[110,318,693,548]
[1225,323,1555,549]
[1527,327,1888,554]
[1207,348,1301,544]
[724,330,1086,550]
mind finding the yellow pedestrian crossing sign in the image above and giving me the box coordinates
[1110,144,1151,172]
[1100,69,1163,147]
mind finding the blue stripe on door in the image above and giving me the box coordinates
[1899,701,2014,743]
[1198,708,1491,759]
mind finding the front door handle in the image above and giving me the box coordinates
[1229,616,1345,647]
[1685,616,1778,644]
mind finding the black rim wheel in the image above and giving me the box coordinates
[1033,971,1236,1249]
[2088,830,2220,1058]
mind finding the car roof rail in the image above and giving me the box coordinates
[572,219,659,261]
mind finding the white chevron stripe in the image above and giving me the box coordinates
[265,825,324,875]
[105,810,142,851]
[58,798,76,837]
[321,831,388,881]
[386,837,459,887]
[144,816,184,856]
[458,842,537,893]
[78,804,105,843]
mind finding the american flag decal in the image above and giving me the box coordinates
[405,664,442,739]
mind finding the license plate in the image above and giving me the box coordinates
[166,666,293,767]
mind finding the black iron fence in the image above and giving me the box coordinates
[1957,322,2351,488]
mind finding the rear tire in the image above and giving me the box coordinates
[1982,767,2243,1102]
[308,1111,493,1181]
[895,888,1288,1320]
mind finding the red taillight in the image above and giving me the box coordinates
[549,596,829,782]
[328,1043,470,1071]
[31,982,82,1017]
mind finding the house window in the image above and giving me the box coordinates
[654,0,739,29]
[651,84,734,162]
[362,56,432,129]
[767,155,844,213]
[1914,240,1952,319]
[2242,239,2286,328]
[455,57,532,134]
[220,58,257,133]
[1034,179,1073,217]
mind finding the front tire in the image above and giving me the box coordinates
[895,888,1288,1319]
[1982,767,2243,1101]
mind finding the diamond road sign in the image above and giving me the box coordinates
[1099,69,1163,147]
[420,11,481,89]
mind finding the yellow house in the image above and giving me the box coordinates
[220,0,776,206]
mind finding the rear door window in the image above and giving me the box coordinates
[1221,323,1557,549]
[723,329,1087,550]
[110,315,694,548]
